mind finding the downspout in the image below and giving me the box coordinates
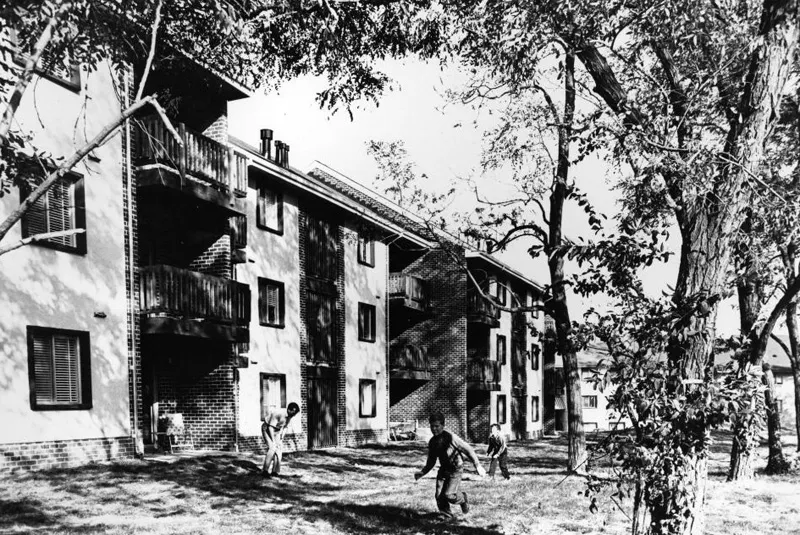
[124,68,142,457]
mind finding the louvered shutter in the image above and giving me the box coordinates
[258,186,278,229]
[26,191,49,238]
[266,284,278,324]
[53,334,80,403]
[48,181,76,247]
[358,304,366,338]
[32,333,54,404]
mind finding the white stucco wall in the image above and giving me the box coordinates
[343,222,388,431]
[0,63,130,444]
[490,278,514,437]
[527,293,544,433]
[235,184,303,437]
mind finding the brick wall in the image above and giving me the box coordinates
[0,437,134,473]
[389,248,468,438]
[188,233,231,278]
[121,63,142,454]
[467,391,491,443]
[202,110,228,145]
[143,338,237,451]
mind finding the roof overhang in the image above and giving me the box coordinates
[466,250,545,293]
[230,138,434,249]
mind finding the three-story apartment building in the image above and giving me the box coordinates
[0,42,550,471]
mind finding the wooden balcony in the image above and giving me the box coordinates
[467,358,501,391]
[140,265,250,342]
[389,273,430,312]
[135,115,247,214]
[390,344,431,381]
[467,290,500,328]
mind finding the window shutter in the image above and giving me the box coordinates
[32,333,54,404]
[53,334,80,403]
[358,304,365,338]
[267,285,278,324]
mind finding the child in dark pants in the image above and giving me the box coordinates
[486,424,510,480]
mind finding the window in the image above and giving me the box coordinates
[497,394,507,424]
[20,174,86,254]
[10,29,81,91]
[775,374,784,385]
[357,232,375,267]
[27,327,91,410]
[359,379,377,417]
[257,182,283,233]
[258,278,285,327]
[496,335,507,365]
[530,344,540,370]
[306,215,338,281]
[495,279,507,305]
[358,303,376,342]
[308,290,336,363]
[582,395,598,409]
[260,373,287,420]
[531,295,540,319]
[531,396,540,422]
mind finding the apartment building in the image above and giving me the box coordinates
[0,38,551,471]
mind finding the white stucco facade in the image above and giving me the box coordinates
[0,63,131,445]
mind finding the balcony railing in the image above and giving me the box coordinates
[389,273,428,306]
[390,344,429,371]
[140,265,251,326]
[136,115,247,197]
[467,358,501,384]
[467,290,500,326]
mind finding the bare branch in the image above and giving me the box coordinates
[0,95,163,248]
[134,0,164,102]
[0,228,85,256]
[0,0,67,142]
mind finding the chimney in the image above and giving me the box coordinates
[283,144,290,168]
[259,128,273,159]
[274,140,284,166]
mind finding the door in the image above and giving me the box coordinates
[512,395,527,440]
[308,376,337,449]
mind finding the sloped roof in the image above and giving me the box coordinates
[715,335,794,374]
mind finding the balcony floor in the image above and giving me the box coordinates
[138,166,246,216]
[141,316,249,343]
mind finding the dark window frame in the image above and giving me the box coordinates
[530,344,540,370]
[359,378,377,418]
[497,394,507,424]
[259,373,287,421]
[256,181,284,235]
[258,277,286,328]
[582,395,598,409]
[358,302,377,342]
[531,396,540,422]
[10,29,81,92]
[27,326,92,411]
[357,232,375,267]
[20,172,87,255]
[495,279,507,305]
[497,334,507,365]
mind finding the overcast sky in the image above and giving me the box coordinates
[229,58,745,336]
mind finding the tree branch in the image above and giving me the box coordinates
[0,0,67,142]
[0,228,85,256]
[0,95,179,251]
[134,0,164,102]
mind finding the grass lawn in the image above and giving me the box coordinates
[1,433,798,535]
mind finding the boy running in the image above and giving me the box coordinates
[414,411,486,517]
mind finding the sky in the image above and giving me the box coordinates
[228,58,744,336]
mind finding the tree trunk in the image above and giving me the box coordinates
[728,269,762,481]
[785,285,800,450]
[547,49,586,473]
[763,363,790,474]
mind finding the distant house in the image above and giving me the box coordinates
[716,336,797,432]
[545,340,629,433]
